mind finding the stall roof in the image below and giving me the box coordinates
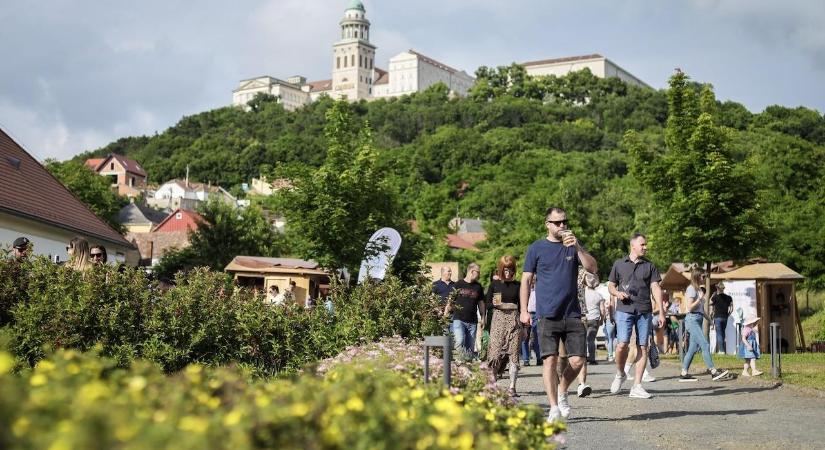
[660,264,690,290]
[711,263,804,281]
[225,256,330,276]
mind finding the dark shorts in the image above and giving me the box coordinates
[537,317,586,358]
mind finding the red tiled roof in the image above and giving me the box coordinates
[0,127,133,247]
[96,154,147,178]
[153,209,203,233]
[127,230,190,261]
[307,79,332,92]
[374,67,389,85]
[444,234,479,251]
[520,53,604,67]
[84,158,104,170]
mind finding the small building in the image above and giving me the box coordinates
[117,202,168,233]
[85,154,148,198]
[711,263,805,352]
[1,127,136,264]
[148,179,237,211]
[153,209,202,233]
[520,54,649,89]
[249,176,293,196]
[126,209,203,267]
[224,256,332,305]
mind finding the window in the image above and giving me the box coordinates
[359,55,363,67]
[344,56,347,68]
[130,176,135,187]
[110,162,114,170]
[176,213,182,219]
[354,30,358,39]
[337,57,340,69]
[351,55,355,67]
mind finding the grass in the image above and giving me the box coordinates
[661,352,825,391]
[800,289,825,345]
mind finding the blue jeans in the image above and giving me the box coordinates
[521,312,540,362]
[682,313,715,372]
[451,319,477,359]
[714,317,728,353]
[603,320,617,357]
[615,310,652,346]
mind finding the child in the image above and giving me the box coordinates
[738,316,763,376]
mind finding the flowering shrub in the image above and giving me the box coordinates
[2,257,443,375]
[0,348,562,449]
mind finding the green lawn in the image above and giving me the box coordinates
[800,289,825,345]
[661,352,825,391]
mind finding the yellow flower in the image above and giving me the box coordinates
[506,416,522,427]
[474,395,486,404]
[516,410,527,419]
[255,395,271,408]
[153,411,167,423]
[12,417,30,437]
[66,363,80,375]
[0,352,14,373]
[291,402,310,417]
[485,411,495,421]
[47,440,70,450]
[397,409,409,421]
[453,394,464,403]
[178,416,209,433]
[345,397,364,412]
[409,388,424,399]
[427,415,451,431]
[128,376,147,392]
[77,381,110,403]
[37,360,56,373]
[223,409,243,426]
[456,432,474,450]
[29,374,47,387]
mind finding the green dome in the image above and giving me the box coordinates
[346,0,365,12]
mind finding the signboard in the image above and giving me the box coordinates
[713,280,758,354]
[357,227,402,284]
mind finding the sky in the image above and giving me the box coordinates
[1,0,823,161]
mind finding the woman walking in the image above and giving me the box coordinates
[486,255,523,395]
[679,269,730,381]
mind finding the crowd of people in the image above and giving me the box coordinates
[432,206,755,424]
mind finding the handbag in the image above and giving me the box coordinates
[648,334,660,369]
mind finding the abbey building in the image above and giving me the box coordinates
[232,0,474,110]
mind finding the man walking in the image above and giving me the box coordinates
[583,272,605,365]
[449,263,486,360]
[710,282,733,353]
[520,207,597,422]
[608,233,665,399]
[432,266,455,308]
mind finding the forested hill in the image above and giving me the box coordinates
[78,66,825,286]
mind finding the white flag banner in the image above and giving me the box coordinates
[714,280,758,353]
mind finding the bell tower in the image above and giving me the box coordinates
[331,0,376,100]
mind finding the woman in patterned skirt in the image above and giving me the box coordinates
[486,255,523,396]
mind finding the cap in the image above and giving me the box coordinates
[13,237,30,249]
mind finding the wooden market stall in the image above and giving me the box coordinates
[711,263,805,352]
[225,256,332,305]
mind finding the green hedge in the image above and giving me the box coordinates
[1,257,443,375]
[0,346,561,449]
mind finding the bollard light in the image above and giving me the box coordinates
[769,322,781,378]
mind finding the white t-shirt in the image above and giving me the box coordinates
[584,288,604,321]
[685,285,704,313]
[527,288,536,313]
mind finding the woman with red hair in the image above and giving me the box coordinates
[486,255,523,396]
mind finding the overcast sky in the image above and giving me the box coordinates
[1,0,823,161]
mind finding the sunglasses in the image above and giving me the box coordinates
[546,219,569,226]
[90,253,104,258]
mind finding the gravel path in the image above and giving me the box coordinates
[501,357,825,449]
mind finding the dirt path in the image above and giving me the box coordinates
[502,358,825,449]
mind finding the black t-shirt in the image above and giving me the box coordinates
[452,280,484,323]
[432,280,455,304]
[711,293,733,318]
[486,279,521,310]
[608,256,661,314]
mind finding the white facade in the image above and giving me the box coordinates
[522,54,650,89]
[1,213,129,264]
[233,1,475,107]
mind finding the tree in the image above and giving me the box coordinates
[627,71,765,334]
[44,160,127,232]
[154,199,285,277]
[274,101,404,274]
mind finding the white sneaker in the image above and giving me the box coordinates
[629,384,652,399]
[547,406,563,423]
[577,383,592,398]
[610,373,627,394]
[624,364,634,380]
[642,371,656,382]
[557,393,571,419]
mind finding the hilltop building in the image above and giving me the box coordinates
[520,54,649,88]
[232,0,474,109]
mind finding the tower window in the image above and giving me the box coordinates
[351,55,355,66]
[344,56,347,68]
[354,30,358,39]
[337,57,340,69]
[359,55,363,67]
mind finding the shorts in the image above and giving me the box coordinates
[537,317,586,358]
[615,310,652,346]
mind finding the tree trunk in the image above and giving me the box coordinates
[703,261,711,339]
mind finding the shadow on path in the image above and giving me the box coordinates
[568,408,765,423]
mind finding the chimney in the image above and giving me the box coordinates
[185,165,190,188]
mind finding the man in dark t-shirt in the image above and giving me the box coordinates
[432,266,455,308]
[710,282,733,353]
[448,263,486,360]
[520,207,597,423]
[607,232,664,399]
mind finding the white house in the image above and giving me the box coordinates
[520,54,650,88]
[148,179,237,210]
[1,127,136,264]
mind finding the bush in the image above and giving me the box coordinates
[0,347,562,449]
[2,257,444,375]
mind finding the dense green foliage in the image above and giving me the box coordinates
[1,256,442,375]
[77,68,825,286]
[44,159,128,231]
[154,199,285,278]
